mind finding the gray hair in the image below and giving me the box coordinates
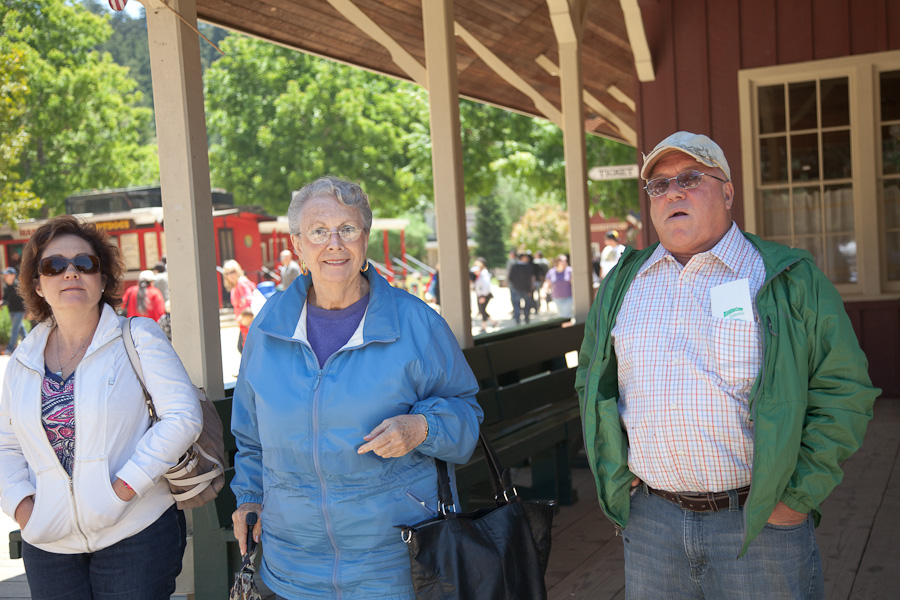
[288,177,373,235]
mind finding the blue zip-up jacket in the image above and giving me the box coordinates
[231,266,483,599]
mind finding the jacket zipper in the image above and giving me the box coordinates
[740,258,800,555]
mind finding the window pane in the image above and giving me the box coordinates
[886,231,900,281]
[793,236,824,272]
[825,235,857,283]
[884,180,900,229]
[881,70,900,122]
[762,189,791,236]
[789,81,818,130]
[823,184,853,233]
[791,133,820,181]
[883,124,900,176]
[760,136,788,183]
[759,85,786,133]
[821,78,850,127]
[822,130,852,179]
[793,187,821,235]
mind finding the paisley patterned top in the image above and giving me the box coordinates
[42,367,76,476]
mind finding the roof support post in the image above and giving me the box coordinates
[144,1,225,596]
[422,0,472,348]
[548,0,593,322]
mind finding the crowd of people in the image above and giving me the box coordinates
[0,133,880,600]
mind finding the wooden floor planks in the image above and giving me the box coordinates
[546,398,900,599]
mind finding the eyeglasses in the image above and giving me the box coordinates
[644,170,728,197]
[300,225,364,245]
[38,254,101,277]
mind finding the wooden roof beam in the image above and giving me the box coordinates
[454,23,562,126]
[619,0,655,82]
[535,54,637,145]
[325,0,427,86]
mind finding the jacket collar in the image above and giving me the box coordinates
[15,303,123,373]
[257,262,400,345]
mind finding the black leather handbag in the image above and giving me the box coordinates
[397,432,554,600]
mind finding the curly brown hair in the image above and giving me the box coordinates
[19,215,125,323]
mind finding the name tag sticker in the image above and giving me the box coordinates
[710,278,754,322]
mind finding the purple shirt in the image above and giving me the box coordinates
[307,294,369,368]
[546,267,573,299]
[42,367,76,476]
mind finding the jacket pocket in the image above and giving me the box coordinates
[73,457,132,534]
[21,467,74,546]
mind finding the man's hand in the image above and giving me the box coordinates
[14,496,34,529]
[358,415,428,458]
[767,501,807,526]
[232,502,263,555]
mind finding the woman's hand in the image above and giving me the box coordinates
[232,502,263,555]
[112,478,137,502]
[14,496,34,529]
[358,415,428,458]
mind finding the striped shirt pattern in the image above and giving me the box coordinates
[611,224,765,493]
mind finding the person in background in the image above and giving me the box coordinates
[543,254,573,319]
[472,258,497,333]
[152,262,169,303]
[157,300,172,342]
[277,249,301,290]
[533,251,550,312]
[425,264,440,306]
[2,267,27,355]
[0,215,202,600]
[230,176,482,599]
[222,259,256,354]
[507,253,535,325]
[576,131,879,599]
[121,270,166,322]
[599,230,625,278]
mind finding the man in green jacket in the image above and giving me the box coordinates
[575,131,879,599]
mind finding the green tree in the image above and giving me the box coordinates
[474,193,506,269]
[1,0,159,215]
[0,44,43,225]
[510,203,570,259]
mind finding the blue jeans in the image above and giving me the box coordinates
[509,288,531,324]
[7,310,25,352]
[22,506,186,600]
[622,484,823,599]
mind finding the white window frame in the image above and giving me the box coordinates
[739,49,900,299]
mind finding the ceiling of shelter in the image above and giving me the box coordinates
[193,0,639,146]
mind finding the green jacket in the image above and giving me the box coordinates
[575,232,880,556]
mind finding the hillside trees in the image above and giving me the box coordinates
[0,0,158,215]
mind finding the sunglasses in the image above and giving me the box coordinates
[644,169,728,197]
[38,254,102,277]
[300,225,364,245]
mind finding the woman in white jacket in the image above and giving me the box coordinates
[0,216,203,600]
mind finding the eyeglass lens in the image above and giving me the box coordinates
[307,226,362,244]
[39,254,101,276]
[645,170,706,197]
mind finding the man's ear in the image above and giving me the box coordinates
[723,181,735,211]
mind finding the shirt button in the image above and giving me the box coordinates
[677,318,685,324]
[670,402,677,408]
[677,450,686,456]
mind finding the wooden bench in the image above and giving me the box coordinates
[458,320,584,507]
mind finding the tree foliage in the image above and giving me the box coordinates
[1,0,158,215]
[510,203,570,260]
[474,193,507,269]
[0,44,42,225]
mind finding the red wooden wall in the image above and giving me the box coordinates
[631,0,900,396]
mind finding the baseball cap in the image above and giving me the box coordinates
[2,267,16,275]
[139,270,156,283]
[640,131,731,181]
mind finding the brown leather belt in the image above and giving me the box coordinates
[648,486,751,512]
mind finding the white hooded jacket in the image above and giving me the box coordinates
[0,304,202,554]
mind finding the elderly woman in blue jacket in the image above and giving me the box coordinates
[230,177,483,599]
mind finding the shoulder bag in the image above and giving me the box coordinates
[397,432,555,600]
[121,317,226,509]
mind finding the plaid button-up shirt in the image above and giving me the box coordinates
[611,224,766,493]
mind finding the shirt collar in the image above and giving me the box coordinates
[637,222,748,278]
